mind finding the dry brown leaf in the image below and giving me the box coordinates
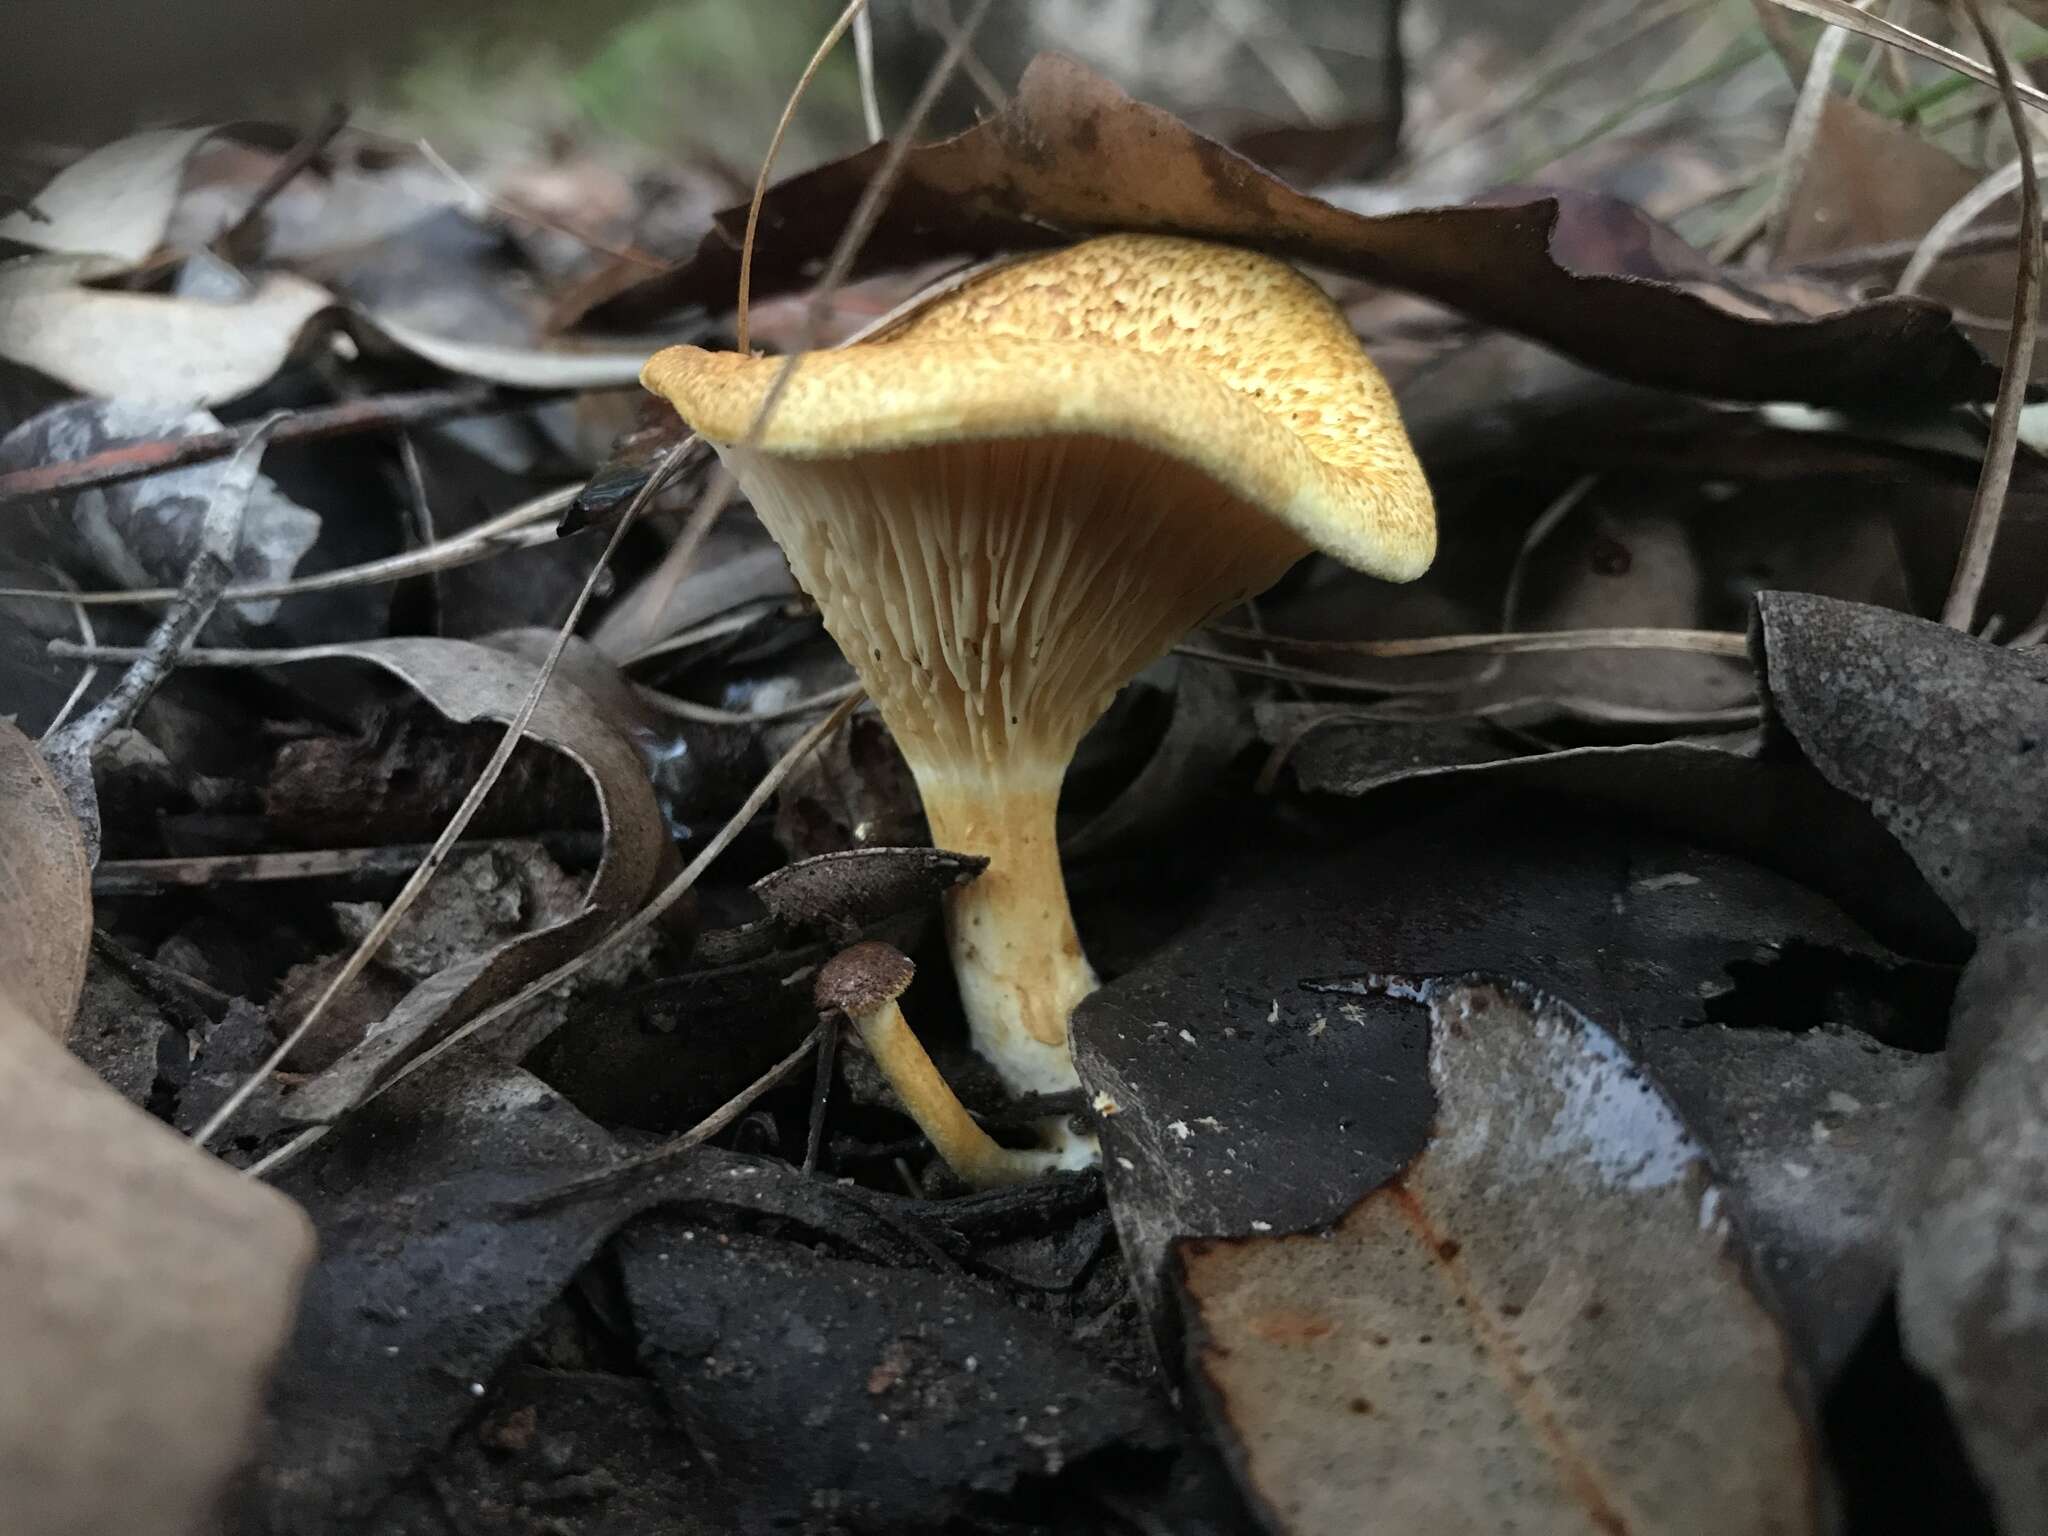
[273,637,667,1121]
[0,717,92,1039]
[0,127,221,263]
[573,53,1995,408]
[0,255,334,406]
[0,987,312,1536]
[1176,978,1824,1536]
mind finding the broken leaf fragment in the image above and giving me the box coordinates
[0,717,92,1039]
[1178,978,1825,1536]
[0,988,312,1536]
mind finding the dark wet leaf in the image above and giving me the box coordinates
[246,1065,630,1534]
[1257,737,1964,961]
[68,953,169,1105]
[1177,976,1825,1536]
[375,1367,733,1536]
[575,54,1995,409]
[751,844,987,940]
[618,1217,1178,1533]
[1072,802,1940,1393]
[1898,929,2048,1535]
[1067,656,1249,861]
[1756,592,2048,936]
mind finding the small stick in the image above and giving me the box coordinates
[91,833,603,896]
[8,484,572,608]
[212,103,349,256]
[1197,625,1752,660]
[506,1026,823,1214]
[0,384,505,507]
[1943,0,2040,632]
[736,0,875,356]
[42,416,287,849]
[804,1023,839,1174]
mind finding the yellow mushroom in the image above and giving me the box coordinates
[646,233,1435,1145]
[814,941,1069,1189]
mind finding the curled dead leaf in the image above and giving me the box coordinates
[0,717,92,1039]
[253,637,667,1122]
[576,53,1994,408]
[0,987,312,1536]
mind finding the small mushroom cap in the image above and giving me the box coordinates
[643,234,1433,582]
[814,940,916,1016]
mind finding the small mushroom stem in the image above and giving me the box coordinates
[920,778,1097,1099]
[848,996,1059,1189]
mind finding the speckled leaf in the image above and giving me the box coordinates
[1177,976,1826,1536]
[1756,592,2048,937]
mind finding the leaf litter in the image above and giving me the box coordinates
[7,6,2048,1534]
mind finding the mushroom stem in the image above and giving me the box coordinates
[849,995,1060,1188]
[920,777,1096,1099]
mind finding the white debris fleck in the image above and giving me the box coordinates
[1178,1028,1198,1046]
[1116,1156,1136,1172]
[1267,999,1280,1024]
[1634,871,1701,891]
[965,1355,979,1372]
[1308,1015,1327,1036]
[1699,1186,1725,1232]
[1339,1002,1367,1026]
[469,1382,486,1398]
[1091,1092,1120,1116]
[1168,1120,1193,1141]
[1826,1090,1864,1116]
[1251,1220,1273,1233]
[1194,1116,1224,1131]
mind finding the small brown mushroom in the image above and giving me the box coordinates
[814,941,1063,1189]
[646,233,1435,1142]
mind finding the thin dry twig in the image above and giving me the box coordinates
[1791,220,2021,276]
[853,3,884,142]
[1200,626,1752,660]
[43,416,285,769]
[634,677,863,726]
[190,442,689,1152]
[10,485,575,607]
[920,0,1009,110]
[1746,4,1863,261]
[0,384,505,507]
[37,576,98,741]
[212,103,349,256]
[1763,0,2048,114]
[414,137,666,271]
[1898,154,2048,293]
[507,1025,825,1214]
[736,0,874,356]
[1944,0,2040,632]
[90,835,602,896]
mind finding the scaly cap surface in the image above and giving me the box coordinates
[642,234,1433,581]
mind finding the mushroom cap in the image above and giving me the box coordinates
[642,234,1433,582]
[815,940,916,1017]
